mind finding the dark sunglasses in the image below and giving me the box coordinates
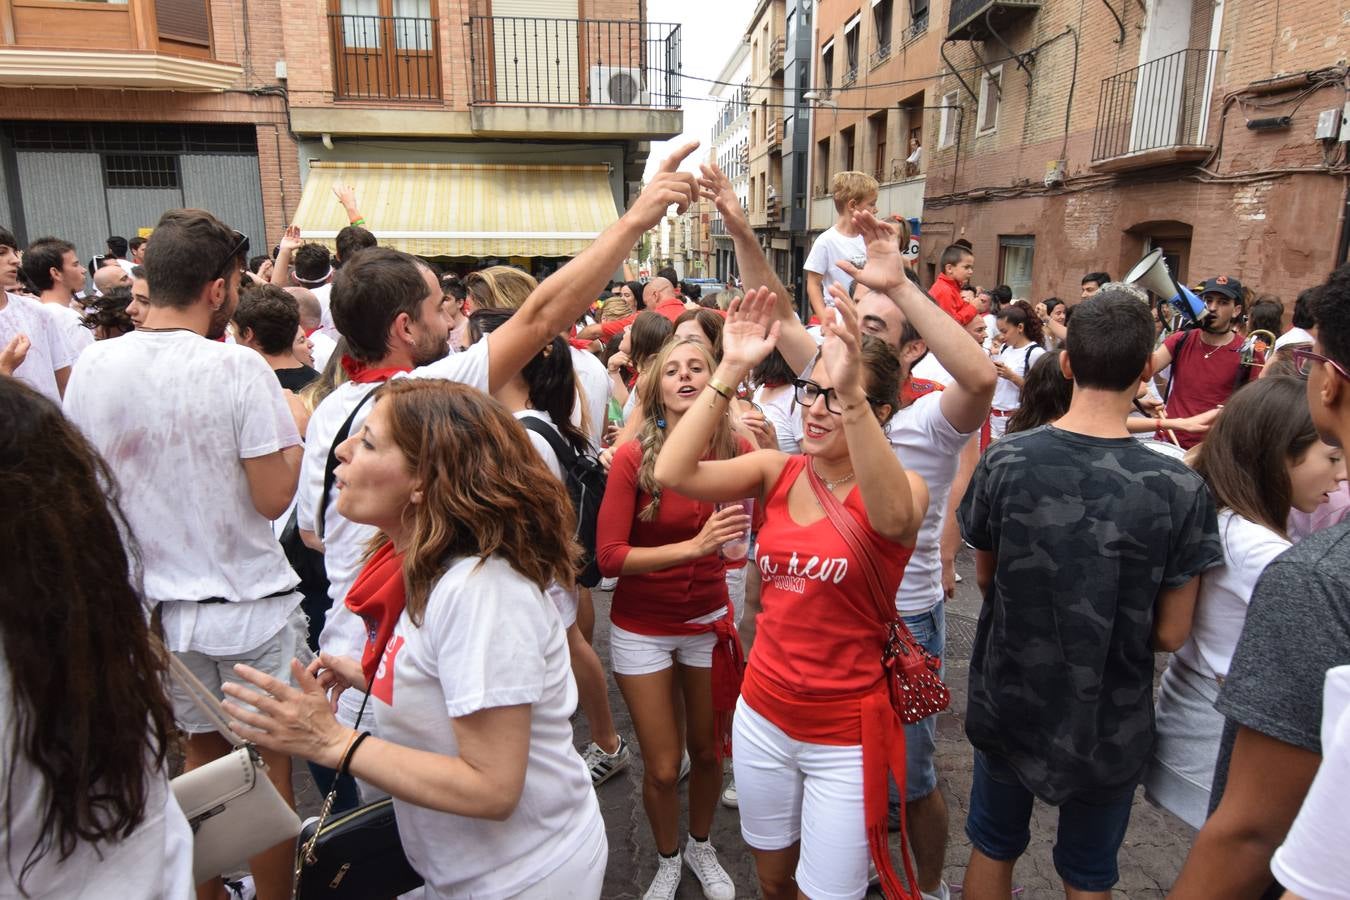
[1291,348,1350,383]
[210,231,250,283]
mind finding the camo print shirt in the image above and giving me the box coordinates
[959,425,1221,804]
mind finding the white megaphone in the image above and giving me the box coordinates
[1125,249,1208,325]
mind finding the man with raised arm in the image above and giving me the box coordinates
[701,163,996,900]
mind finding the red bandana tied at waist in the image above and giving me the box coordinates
[654,601,745,761]
[345,542,408,685]
[341,355,412,384]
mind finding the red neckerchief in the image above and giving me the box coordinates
[304,326,319,337]
[341,355,412,384]
[899,375,944,407]
[345,542,407,685]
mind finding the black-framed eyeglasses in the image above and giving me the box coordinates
[794,378,874,415]
[1292,348,1350,382]
[210,231,250,283]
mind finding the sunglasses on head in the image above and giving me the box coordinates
[210,231,250,283]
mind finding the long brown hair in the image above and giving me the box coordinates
[1192,376,1320,538]
[0,379,175,891]
[371,379,581,623]
[635,337,737,521]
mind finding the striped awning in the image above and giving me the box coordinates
[292,161,620,258]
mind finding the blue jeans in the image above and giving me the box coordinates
[966,751,1135,892]
[888,604,946,827]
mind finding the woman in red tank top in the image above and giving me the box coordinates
[654,287,929,900]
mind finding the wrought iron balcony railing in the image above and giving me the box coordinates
[1093,48,1222,167]
[328,14,441,101]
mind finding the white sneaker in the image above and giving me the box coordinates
[581,735,631,786]
[683,836,735,900]
[720,773,738,808]
[678,750,691,781]
[600,576,619,592]
[643,853,682,900]
[921,881,952,900]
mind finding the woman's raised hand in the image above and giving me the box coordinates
[820,285,868,406]
[720,287,781,375]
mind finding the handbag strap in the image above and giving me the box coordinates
[166,653,246,749]
[805,462,898,627]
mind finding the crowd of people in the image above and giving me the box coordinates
[1,141,1348,900]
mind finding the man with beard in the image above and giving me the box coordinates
[63,209,305,900]
[1148,275,1256,449]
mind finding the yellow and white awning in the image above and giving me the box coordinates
[293,161,619,258]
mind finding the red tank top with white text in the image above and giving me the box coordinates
[743,456,914,743]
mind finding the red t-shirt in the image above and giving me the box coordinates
[596,438,751,635]
[596,297,689,342]
[928,273,978,326]
[1163,330,1251,449]
[742,456,914,744]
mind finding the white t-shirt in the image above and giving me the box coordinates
[40,300,94,357]
[992,342,1047,411]
[982,313,997,352]
[1271,665,1350,898]
[569,345,609,450]
[753,383,800,454]
[0,292,77,403]
[804,226,867,307]
[297,341,491,710]
[312,282,337,340]
[371,555,604,899]
[889,390,976,614]
[514,409,580,629]
[0,666,193,899]
[910,353,953,388]
[310,330,337,373]
[1173,510,1290,680]
[63,330,303,656]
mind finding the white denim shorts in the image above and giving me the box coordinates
[608,607,726,675]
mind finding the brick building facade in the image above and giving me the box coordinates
[919,0,1349,301]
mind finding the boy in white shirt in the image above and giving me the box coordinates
[64,209,304,900]
[804,171,878,324]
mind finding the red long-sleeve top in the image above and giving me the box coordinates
[929,273,978,326]
[597,439,744,635]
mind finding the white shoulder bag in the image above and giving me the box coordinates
[168,655,302,885]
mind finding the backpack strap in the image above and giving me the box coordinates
[317,388,378,540]
[520,415,581,470]
[1162,329,1191,404]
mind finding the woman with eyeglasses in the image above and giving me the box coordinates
[1145,375,1345,828]
[654,288,929,900]
[594,333,753,900]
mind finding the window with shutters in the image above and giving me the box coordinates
[156,0,211,46]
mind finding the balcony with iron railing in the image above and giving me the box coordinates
[869,41,892,68]
[1092,49,1222,172]
[328,14,441,101]
[903,10,930,44]
[841,66,858,87]
[946,0,1040,41]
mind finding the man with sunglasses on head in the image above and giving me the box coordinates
[64,209,305,900]
[700,162,996,900]
[1173,264,1350,899]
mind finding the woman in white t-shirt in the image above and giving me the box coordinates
[468,309,631,787]
[223,379,607,899]
[1146,376,1347,828]
[0,378,192,899]
[987,300,1047,445]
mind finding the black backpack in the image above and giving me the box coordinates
[520,416,607,589]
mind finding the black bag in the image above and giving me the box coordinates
[520,416,607,588]
[293,797,422,900]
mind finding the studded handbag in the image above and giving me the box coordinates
[806,464,950,725]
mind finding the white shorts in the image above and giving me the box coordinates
[732,699,869,900]
[609,608,726,675]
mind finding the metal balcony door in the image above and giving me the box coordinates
[333,0,439,99]
[490,0,580,104]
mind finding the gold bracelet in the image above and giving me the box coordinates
[707,378,734,401]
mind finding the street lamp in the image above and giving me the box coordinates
[801,90,838,108]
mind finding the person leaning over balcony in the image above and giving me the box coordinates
[803,172,877,325]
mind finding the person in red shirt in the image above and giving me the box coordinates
[1139,276,1259,450]
[580,277,687,343]
[654,287,929,900]
[929,245,979,327]
[595,335,751,900]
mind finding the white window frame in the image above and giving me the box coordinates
[939,91,959,148]
[977,65,1002,134]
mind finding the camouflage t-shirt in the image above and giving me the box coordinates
[959,425,1221,804]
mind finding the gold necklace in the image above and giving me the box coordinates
[811,459,856,490]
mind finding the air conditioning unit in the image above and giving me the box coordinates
[589,66,647,105]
